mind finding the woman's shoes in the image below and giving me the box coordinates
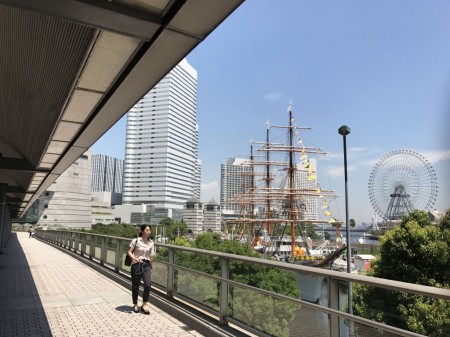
[141,304,150,315]
[133,305,139,313]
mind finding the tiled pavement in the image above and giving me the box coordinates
[0,232,205,337]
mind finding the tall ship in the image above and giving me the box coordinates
[225,104,344,262]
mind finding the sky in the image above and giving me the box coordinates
[93,0,450,224]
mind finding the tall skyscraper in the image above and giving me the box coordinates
[91,154,123,193]
[220,157,253,213]
[122,59,200,209]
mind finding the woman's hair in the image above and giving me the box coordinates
[138,224,151,237]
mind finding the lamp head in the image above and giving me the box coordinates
[338,125,351,136]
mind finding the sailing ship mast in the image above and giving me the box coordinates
[287,105,297,257]
[264,121,272,236]
[225,104,342,258]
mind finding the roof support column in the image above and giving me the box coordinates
[0,183,7,253]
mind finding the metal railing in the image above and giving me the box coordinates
[35,230,449,337]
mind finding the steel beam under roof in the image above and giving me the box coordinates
[0,0,244,218]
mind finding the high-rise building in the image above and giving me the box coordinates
[122,59,200,209]
[91,154,123,206]
[91,154,123,193]
[220,157,253,213]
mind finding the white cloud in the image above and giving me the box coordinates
[348,147,370,153]
[263,92,283,103]
[422,149,450,164]
[327,166,344,178]
[362,158,379,167]
[327,165,358,178]
[201,181,220,203]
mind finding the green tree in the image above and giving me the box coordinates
[349,218,356,227]
[90,223,138,238]
[159,216,173,227]
[304,223,319,240]
[352,210,450,337]
[165,220,189,241]
[171,232,300,337]
[195,232,222,250]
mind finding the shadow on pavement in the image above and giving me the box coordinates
[0,232,52,336]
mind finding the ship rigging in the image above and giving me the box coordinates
[224,104,343,258]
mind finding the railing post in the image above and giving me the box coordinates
[74,234,79,253]
[89,235,94,260]
[69,233,73,251]
[100,237,106,265]
[219,257,229,326]
[115,240,120,271]
[328,276,340,337]
[81,234,86,257]
[167,247,174,297]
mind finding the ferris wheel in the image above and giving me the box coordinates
[368,149,438,221]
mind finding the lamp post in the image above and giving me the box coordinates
[338,125,352,315]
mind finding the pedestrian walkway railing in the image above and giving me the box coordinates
[35,230,449,337]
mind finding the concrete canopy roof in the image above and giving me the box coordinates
[0,0,243,219]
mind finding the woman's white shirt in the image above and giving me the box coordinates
[129,237,155,264]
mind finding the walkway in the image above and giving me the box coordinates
[0,232,204,337]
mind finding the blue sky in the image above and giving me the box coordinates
[93,0,450,224]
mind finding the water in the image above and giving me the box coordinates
[321,229,379,245]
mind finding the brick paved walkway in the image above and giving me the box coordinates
[0,232,204,337]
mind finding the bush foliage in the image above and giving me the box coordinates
[352,210,450,337]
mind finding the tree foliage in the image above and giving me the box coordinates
[352,210,450,337]
[90,223,139,238]
[169,232,300,337]
[160,219,189,241]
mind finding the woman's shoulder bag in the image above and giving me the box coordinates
[124,238,137,266]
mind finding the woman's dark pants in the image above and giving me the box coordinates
[131,262,152,304]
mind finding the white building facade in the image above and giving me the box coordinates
[35,151,92,228]
[220,157,253,213]
[91,154,123,193]
[203,199,221,233]
[182,197,203,235]
[122,59,200,210]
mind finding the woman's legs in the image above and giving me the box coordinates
[130,264,140,305]
[142,263,152,302]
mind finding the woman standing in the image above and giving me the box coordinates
[127,224,156,314]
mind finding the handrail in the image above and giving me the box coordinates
[35,230,449,337]
[157,242,450,300]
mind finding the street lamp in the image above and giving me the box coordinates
[338,125,352,315]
